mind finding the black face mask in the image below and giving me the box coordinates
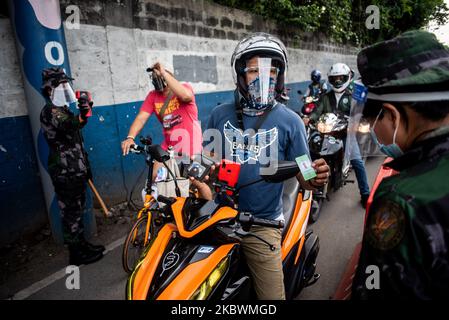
[151,73,167,91]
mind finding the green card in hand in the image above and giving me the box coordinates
[295,154,317,181]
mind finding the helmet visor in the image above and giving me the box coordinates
[244,57,279,109]
[329,75,348,88]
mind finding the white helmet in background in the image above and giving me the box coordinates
[328,63,352,93]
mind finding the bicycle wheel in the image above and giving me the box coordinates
[122,214,152,274]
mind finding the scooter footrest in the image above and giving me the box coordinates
[305,273,320,287]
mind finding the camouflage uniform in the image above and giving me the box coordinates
[352,30,449,299]
[40,102,92,244]
[353,127,449,299]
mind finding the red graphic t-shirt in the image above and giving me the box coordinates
[140,83,202,156]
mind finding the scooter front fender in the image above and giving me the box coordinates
[127,223,177,300]
[157,243,236,300]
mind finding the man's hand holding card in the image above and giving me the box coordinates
[295,154,330,189]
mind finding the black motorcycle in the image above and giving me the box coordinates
[307,112,353,222]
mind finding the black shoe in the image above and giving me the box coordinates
[361,194,370,209]
[69,242,104,266]
[80,237,105,253]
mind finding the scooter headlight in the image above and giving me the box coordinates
[358,122,370,134]
[317,122,333,134]
[190,257,229,300]
[317,113,338,134]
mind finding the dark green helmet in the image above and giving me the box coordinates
[357,30,449,102]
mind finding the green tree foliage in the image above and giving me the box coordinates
[211,0,449,46]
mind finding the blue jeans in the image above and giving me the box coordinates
[345,132,370,197]
[350,158,370,196]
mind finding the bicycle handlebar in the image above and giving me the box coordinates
[130,144,144,154]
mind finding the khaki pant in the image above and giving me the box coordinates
[241,226,285,300]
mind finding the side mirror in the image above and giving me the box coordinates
[260,161,300,183]
[148,145,170,162]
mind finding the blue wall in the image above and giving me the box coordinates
[0,81,310,245]
[0,116,47,244]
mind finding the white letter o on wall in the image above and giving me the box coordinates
[44,41,65,66]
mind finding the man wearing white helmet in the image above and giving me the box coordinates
[199,33,330,299]
[310,63,371,207]
[310,63,353,121]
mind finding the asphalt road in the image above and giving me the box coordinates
[298,156,385,300]
[23,156,385,300]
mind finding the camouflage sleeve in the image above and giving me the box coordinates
[352,193,434,299]
[47,106,86,132]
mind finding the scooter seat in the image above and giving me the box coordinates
[282,177,300,239]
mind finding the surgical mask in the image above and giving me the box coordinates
[50,82,77,107]
[244,58,278,111]
[370,109,404,158]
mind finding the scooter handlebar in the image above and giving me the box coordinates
[253,217,285,229]
[157,195,177,205]
[238,212,284,229]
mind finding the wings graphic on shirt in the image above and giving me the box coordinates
[223,121,278,163]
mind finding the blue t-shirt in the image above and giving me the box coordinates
[205,102,309,220]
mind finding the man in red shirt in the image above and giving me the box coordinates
[121,62,202,159]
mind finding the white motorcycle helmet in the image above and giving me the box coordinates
[231,32,288,104]
[328,63,352,93]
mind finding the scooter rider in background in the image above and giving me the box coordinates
[303,69,328,101]
[300,69,328,119]
[351,30,449,300]
[40,67,105,266]
[197,32,330,300]
[308,63,371,207]
[307,63,353,124]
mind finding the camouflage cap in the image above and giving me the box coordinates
[41,67,74,91]
[357,30,449,102]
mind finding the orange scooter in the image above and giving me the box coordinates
[126,145,320,300]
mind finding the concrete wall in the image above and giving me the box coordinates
[64,25,357,105]
[0,0,358,245]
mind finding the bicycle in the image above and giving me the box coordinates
[122,136,181,274]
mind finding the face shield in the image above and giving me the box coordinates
[50,81,77,107]
[244,57,279,112]
[345,80,382,162]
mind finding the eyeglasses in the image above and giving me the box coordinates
[243,66,279,77]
